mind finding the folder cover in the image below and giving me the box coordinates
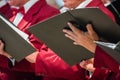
[98,43,120,63]
[0,14,36,61]
[28,8,120,65]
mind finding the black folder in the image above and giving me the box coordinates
[28,8,120,65]
[98,43,120,64]
[0,14,36,61]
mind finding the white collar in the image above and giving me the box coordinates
[76,0,92,9]
[104,1,111,7]
[0,0,7,7]
[23,0,38,13]
[11,0,38,13]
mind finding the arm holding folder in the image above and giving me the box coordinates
[28,8,120,66]
[0,14,37,64]
[0,40,38,65]
[63,22,120,79]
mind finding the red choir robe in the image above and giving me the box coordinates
[87,0,115,21]
[63,46,120,80]
[93,46,120,80]
[0,0,59,80]
[0,0,116,80]
[35,0,115,80]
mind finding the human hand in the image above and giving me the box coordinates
[63,22,97,53]
[0,40,12,58]
[80,58,95,72]
[85,24,99,41]
[0,40,4,54]
[25,51,38,63]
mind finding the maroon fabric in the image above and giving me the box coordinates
[0,0,116,80]
[0,0,59,80]
[36,0,115,80]
[87,0,115,21]
[93,46,120,80]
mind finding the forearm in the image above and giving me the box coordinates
[0,51,12,59]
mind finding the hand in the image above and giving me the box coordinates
[85,24,99,41]
[80,58,95,72]
[63,22,97,53]
[0,40,4,54]
[25,51,38,63]
[0,40,12,58]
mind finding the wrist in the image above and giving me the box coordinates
[0,51,12,59]
[85,42,96,53]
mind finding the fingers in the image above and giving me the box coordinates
[86,24,99,40]
[0,40,4,47]
[67,22,83,36]
[80,59,95,72]
[79,60,86,68]
[67,23,95,36]
[86,24,95,35]
[0,40,2,43]
[25,51,38,63]
[63,29,76,42]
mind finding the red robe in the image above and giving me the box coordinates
[0,0,59,80]
[87,0,115,21]
[93,46,120,80]
[0,0,116,80]
[35,0,115,80]
[61,46,120,80]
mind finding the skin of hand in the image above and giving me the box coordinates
[0,40,12,58]
[63,22,98,53]
[0,40,38,63]
[25,51,38,63]
[25,42,38,63]
[0,0,37,63]
[0,40,4,53]
[80,58,95,72]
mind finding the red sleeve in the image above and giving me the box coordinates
[98,4,115,21]
[12,59,35,73]
[0,55,10,69]
[0,55,35,73]
[87,0,115,21]
[35,44,83,80]
[0,72,8,80]
[91,68,110,80]
[35,44,72,78]
[71,64,89,80]
[94,46,120,73]
[0,3,10,15]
